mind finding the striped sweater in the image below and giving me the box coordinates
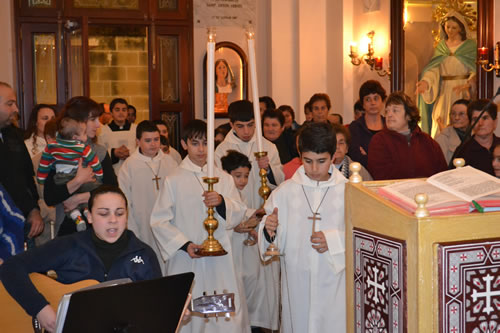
[37,137,103,185]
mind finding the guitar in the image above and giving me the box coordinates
[0,273,98,333]
[1,273,236,332]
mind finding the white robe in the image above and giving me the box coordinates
[97,123,137,173]
[150,157,250,333]
[258,165,347,333]
[118,149,178,271]
[215,131,283,329]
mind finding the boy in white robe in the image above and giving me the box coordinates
[214,100,283,331]
[98,98,137,173]
[118,120,178,270]
[150,120,250,333]
[259,122,347,333]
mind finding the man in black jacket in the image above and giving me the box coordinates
[0,82,43,240]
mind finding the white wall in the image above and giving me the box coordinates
[351,0,391,106]
[0,0,16,87]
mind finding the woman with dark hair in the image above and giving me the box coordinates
[43,96,118,236]
[416,12,476,137]
[24,104,56,158]
[367,92,447,180]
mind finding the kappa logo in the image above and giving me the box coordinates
[130,255,145,264]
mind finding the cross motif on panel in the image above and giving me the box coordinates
[367,266,386,304]
[471,274,500,315]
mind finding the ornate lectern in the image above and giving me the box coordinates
[346,180,500,333]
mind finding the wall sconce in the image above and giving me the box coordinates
[349,31,391,78]
[478,43,500,77]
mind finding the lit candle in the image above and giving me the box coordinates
[350,42,358,56]
[375,57,383,70]
[246,29,263,152]
[479,47,488,60]
[206,28,216,178]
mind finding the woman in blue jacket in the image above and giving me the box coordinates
[0,185,162,332]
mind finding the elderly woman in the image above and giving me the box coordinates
[44,96,118,236]
[367,92,447,180]
[435,99,470,164]
[331,123,372,180]
[454,99,500,175]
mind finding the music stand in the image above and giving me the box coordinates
[55,272,194,333]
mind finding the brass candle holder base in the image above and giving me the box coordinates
[198,177,227,257]
[264,242,280,257]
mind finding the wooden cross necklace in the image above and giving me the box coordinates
[301,185,330,235]
[145,160,162,190]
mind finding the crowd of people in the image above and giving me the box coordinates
[0,76,499,333]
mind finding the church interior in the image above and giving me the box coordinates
[1,1,500,332]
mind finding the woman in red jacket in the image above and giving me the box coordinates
[367,92,447,180]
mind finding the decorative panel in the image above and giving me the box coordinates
[159,36,179,103]
[33,34,57,105]
[439,239,500,333]
[161,112,180,150]
[159,0,177,10]
[28,0,54,7]
[73,0,138,9]
[353,228,407,333]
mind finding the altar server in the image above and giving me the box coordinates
[259,122,347,333]
[150,120,250,333]
[118,120,178,268]
[214,100,283,331]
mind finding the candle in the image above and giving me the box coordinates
[246,30,263,152]
[375,57,383,70]
[479,47,488,60]
[206,29,216,178]
[350,42,358,56]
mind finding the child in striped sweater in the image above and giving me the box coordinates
[37,117,103,231]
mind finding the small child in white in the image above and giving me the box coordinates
[259,122,347,333]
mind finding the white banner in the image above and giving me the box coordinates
[194,0,256,27]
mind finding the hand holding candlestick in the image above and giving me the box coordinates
[264,207,280,257]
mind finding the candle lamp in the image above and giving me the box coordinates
[349,30,391,78]
[198,27,226,257]
[478,43,500,77]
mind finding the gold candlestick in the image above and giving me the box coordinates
[198,177,227,257]
[254,151,280,256]
[254,151,271,203]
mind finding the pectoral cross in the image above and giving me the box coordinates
[308,213,321,234]
[152,175,161,190]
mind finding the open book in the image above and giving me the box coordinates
[377,166,500,216]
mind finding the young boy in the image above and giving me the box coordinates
[214,100,283,331]
[150,120,250,333]
[259,122,347,333]
[221,150,260,247]
[0,185,162,332]
[118,120,178,268]
[37,117,103,231]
